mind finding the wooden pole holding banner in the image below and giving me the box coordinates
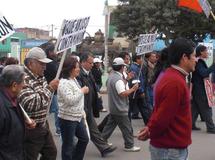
[20,104,32,124]
[210,11,215,21]
[43,20,67,126]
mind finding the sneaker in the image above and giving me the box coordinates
[108,142,113,146]
[124,146,141,152]
[101,146,117,157]
[100,108,108,112]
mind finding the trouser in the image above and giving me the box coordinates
[49,95,60,133]
[149,145,188,160]
[24,122,57,160]
[86,109,110,153]
[101,114,134,149]
[129,97,152,125]
[59,118,89,160]
[192,95,215,130]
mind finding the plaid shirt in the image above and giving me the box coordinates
[18,66,54,124]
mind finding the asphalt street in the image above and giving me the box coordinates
[49,94,215,160]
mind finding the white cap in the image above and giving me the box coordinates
[26,47,52,63]
[112,57,126,66]
[93,57,102,63]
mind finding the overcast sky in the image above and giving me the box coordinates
[1,0,118,37]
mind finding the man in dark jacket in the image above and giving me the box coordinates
[77,53,116,157]
[0,65,35,160]
[191,45,215,133]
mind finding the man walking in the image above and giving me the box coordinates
[102,57,141,152]
[138,38,196,160]
[18,47,59,160]
[77,53,116,157]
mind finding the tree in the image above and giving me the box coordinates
[111,0,215,45]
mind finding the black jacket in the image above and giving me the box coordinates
[0,89,25,160]
[77,68,100,118]
[192,59,215,97]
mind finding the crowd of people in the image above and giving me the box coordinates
[0,37,215,160]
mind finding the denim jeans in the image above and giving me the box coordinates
[50,95,60,133]
[149,144,188,160]
[59,118,89,160]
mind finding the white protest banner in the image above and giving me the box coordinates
[198,0,211,18]
[199,42,213,67]
[136,34,157,55]
[56,17,90,53]
[0,12,15,42]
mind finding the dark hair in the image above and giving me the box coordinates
[5,57,19,65]
[80,53,93,63]
[151,47,170,84]
[145,52,156,59]
[118,52,130,60]
[132,54,142,62]
[61,57,78,79]
[168,38,195,65]
[195,45,207,57]
[112,65,124,71]
[0,65,24,87]
[40,42,55,58]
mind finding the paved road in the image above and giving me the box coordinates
[49,94,215,160]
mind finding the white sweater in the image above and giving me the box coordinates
[57,78,85,122]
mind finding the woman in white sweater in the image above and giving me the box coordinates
[58,56,89,160]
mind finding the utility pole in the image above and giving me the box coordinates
[51,24,54,38]
[104,0,109,76]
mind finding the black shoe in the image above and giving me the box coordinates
[131,116,142,120]
[101,146,117,157]
[192,126,201,130]
[207,129,215,134]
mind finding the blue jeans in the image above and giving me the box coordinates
[149,144,188,160]
[59,118,89,160]
[50,95,60,133]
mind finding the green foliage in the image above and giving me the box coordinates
[112,0,215,44]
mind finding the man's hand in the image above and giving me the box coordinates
[49,79,59,91]
[137,126,150,141]
[126,71,135,81]
[25,119,36,129]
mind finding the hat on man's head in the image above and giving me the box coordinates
[26,47,52,63]
[93,58,102,63]
[112,57,126,66]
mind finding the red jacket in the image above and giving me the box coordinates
[147,67,192,148]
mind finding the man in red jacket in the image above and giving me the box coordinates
[138,38,197,160]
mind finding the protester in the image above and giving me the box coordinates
[41,42,61,136]
[91,57,106,112]
[138,38,196,160]
[101,57,141,152]
[58,56,89,160]
[191,44,215,133]
[0,65,35,160]
[77,53,116,157]
[0,56,7,73]
[18,47,59,160]
[129,54,151,124]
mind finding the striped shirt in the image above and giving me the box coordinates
[18,66,54,124]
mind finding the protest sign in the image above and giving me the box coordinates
[0,12,15,42]
[55,17,90,53]
[204,78,215,107]
[136,34,157,55]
